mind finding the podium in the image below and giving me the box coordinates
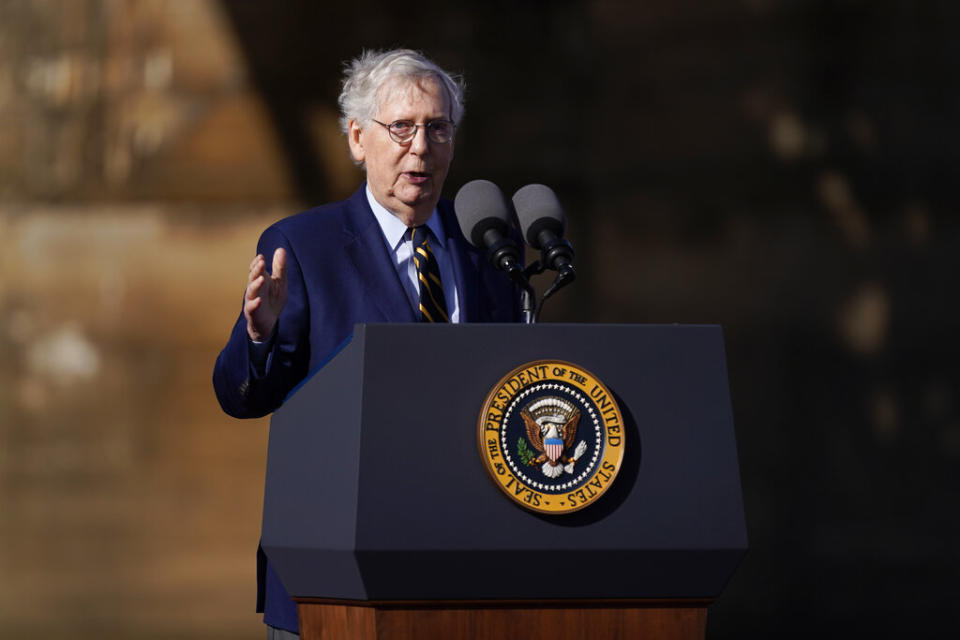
[261,324,747,639]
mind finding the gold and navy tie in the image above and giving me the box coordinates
[410,226,449,323]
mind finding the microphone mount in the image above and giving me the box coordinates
[537,233,574,272]
[522,255,576,323]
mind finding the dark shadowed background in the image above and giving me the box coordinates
[1,0,957,637]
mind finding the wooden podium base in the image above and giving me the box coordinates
[296,599,710,640]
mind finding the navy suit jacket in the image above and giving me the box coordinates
[214,183,520,419]
[212,184,520,630]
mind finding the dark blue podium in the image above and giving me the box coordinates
[260,324,746,639]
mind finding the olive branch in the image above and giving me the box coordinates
[517,437,535,465]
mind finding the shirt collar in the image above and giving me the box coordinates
[365,184,445,250]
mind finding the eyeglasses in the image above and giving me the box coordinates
[371,119,455,145]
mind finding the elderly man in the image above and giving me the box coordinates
[213,49,519,637]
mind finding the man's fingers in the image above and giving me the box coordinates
[248,256,265,285]
[272,248,287,283]
[246,274,265,300]
[243,251,281,341]
[245,296,262,313]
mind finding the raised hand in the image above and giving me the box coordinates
[244,248,287,341]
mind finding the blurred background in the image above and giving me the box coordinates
[1,0,958,637]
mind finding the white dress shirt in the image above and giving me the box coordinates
[365,185,463,323]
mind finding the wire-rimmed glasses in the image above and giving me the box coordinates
[371,119,455,145]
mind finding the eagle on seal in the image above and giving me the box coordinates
[521,397,588,479]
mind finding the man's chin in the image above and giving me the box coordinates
[396,181,433,200]
[384,193,439,225]
[397,187,440,210]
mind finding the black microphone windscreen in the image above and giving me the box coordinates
[454,180,511,248]
[512,184,565,248]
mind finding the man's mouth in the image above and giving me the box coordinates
[403,171,431,184]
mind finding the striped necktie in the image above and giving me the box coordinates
[410,225,449,323]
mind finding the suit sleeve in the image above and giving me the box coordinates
[212,224,311,418]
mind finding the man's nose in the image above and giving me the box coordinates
[408,125,430,154]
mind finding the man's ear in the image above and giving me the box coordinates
[347,119,365,164]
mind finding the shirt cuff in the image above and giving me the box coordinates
[248,329,276,376]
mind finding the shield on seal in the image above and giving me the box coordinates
[545,437,564,462]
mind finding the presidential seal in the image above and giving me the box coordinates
[477,360,625,514]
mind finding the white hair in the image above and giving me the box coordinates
[337,49,466,135]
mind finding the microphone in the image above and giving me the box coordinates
[454,180,523,273]
[511,184,574,272]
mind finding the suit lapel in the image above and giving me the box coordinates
[439,201,482,322]
[342,185,417,322]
